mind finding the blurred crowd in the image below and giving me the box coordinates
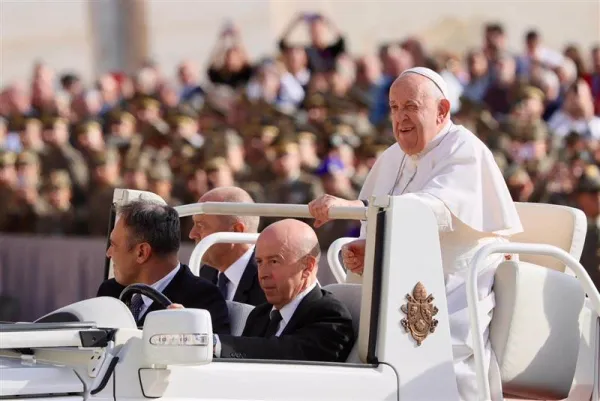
[0,15,598,271]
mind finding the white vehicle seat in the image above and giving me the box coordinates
[512,202,587,272]
[490,203,591,400]
[490,261,586,400]
[225,300,254,336]
[322,283,362,363]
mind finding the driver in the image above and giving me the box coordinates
[97,199,231,334]
[170,219,355,362]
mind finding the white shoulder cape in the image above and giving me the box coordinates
[358,123,523,236]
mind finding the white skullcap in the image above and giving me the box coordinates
[399,67,449,99]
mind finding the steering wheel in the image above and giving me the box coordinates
[119,284,173,310]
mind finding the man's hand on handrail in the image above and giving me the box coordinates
[308,195,364,228]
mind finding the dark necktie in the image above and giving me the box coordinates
[129,294,145,322]
[217,273,230,299]
[264,309,283,337]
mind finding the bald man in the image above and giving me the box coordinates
[309,68,522,401]
[189,187,267,306]
[193,219,354,362]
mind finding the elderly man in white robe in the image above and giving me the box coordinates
[308,67,523,401]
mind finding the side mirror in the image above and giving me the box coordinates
[142,309,213,366]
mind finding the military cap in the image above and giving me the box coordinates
[16,150,40,166]
[23,117,42,128]
[76,120,102,135]
[123,152,151,172]
[42,115,69,130]
[221,129,244,147]
[272,140,299,157]
[179,144,196,159]
[518,85,545,102]
[45,169,72,190]
[148,163,173,181]
[137,96,161,110]
[303,92,327,109]
[575,165,600,193]
[203,157,229,173]
[262,125,280,140]
[328,124,361,149]
[91,149,119,168]
[0,150,16,167]
[171,113,196,127]
[297,130,317,142]
[109,110,135,124]
[168,104,198,125]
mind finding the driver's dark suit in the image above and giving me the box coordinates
[97,264,230,334]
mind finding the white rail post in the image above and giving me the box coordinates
[188,232,260,276]
[175,202,366,220]
[326,237,358,283]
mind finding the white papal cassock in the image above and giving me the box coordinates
[356,120,523,401]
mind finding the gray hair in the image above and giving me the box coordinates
[118,200,180,256]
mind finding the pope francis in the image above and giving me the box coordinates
[308,67,523,401]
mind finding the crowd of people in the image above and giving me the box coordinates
[0,15,598,267]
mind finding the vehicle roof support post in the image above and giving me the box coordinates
[377,195,460,401]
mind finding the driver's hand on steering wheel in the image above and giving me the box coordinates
[167,303,185,310]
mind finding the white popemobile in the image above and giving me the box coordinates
[1,188,599,401]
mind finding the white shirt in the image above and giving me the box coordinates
[213,281,318,357]
[219,246,255,301]
[272,281,318,336]
[138,263,180,317]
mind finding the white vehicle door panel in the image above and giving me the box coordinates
[137,361,398,401]
[0,357,84,400]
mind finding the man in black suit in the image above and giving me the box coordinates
[172,219,355,362]
[97,200,230,334]
[189,187,266,306]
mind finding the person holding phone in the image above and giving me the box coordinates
[278,12,346,73]
[206,21,255,89]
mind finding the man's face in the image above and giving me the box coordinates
[255,234,308,308]
[225,47,244,71]
[389,77,443,155]
[486,29,505,50]
[273,149,301,176]
[206,167,235,188]
[468,52,488,77]
[592,49,600,72]
[189,213,234,267]
[106,219,141,285]
[0,164,16,187]
[309,19,326,47]
[43,122,69,145]
[577,192,600,218]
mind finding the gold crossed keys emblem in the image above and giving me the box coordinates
[400,282,439,346]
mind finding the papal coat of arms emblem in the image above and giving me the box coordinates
[400,282,439,346]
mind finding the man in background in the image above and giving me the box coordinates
[190,186,266,306]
